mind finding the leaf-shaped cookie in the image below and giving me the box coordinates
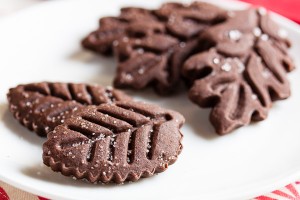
[182,8,295,135]
[82,2,227,95]
[113,2,228,95]
[7,82,131,137]
[43,101,184,183]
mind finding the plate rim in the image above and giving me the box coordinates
[0,0,300,199]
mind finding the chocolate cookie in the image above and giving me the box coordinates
[43,101,184,183]
[182,8,295,135]
[7,82,131,137]
[82,8,157,56]
[83,2,228,94]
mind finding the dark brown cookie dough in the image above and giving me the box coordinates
[7,82,131,137]
[182,8,295,135]
[43,101,184,183]
[82,2,228,95]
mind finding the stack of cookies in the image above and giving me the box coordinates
[7,1,295,184]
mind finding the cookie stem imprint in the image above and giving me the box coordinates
[183,8,295,135]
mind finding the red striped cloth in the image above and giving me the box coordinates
[1,180,300,200]
[240,0,300,23]
[0,181,46,200]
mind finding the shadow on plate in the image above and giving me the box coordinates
[69,49,116,86]
[0,103,44,146]
[21,162,160,188]
[159,94,219,141]
[124,90,219,140]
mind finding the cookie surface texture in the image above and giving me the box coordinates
[43,101,184,183]
[7,82,131,137]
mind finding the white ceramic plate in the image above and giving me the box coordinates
[0,0,299,199]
